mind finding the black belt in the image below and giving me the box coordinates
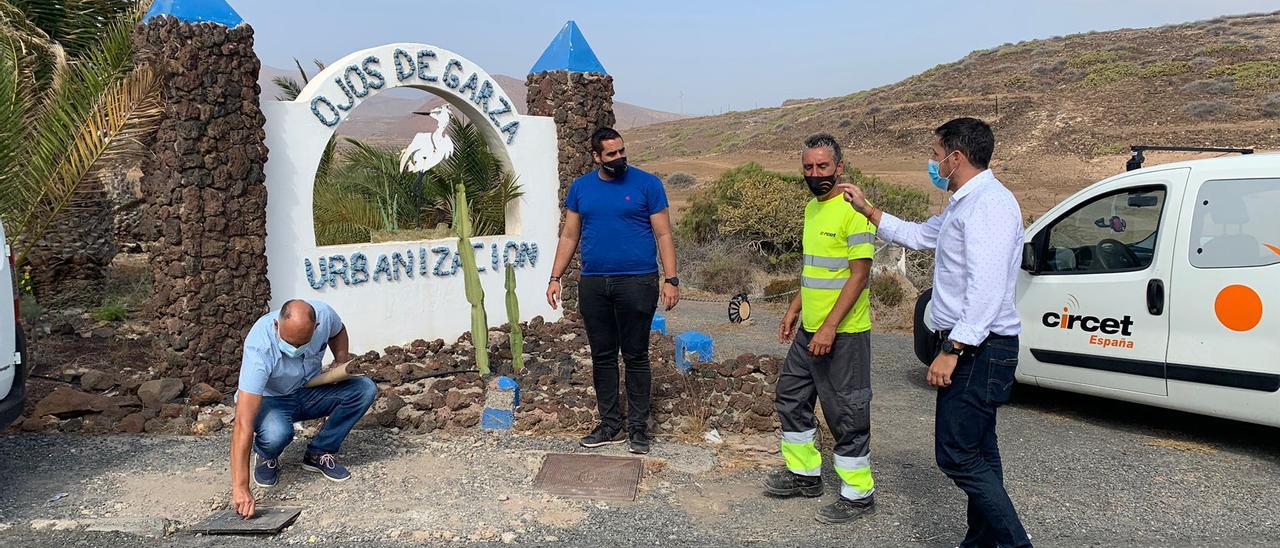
[938,330,1017,346]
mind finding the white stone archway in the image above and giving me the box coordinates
[260,43,562,352]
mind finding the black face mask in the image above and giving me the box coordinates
[601,157,628,178]
[804,175,837,197]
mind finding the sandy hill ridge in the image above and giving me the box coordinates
[627,12,1280,214]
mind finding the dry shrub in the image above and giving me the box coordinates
[696,253,755,294]
[870,274,905,308]
[1185,100,1231,120]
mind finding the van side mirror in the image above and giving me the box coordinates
[1021,242,1039,274]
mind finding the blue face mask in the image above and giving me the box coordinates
[278,340,305,359]
[928,153,955,191]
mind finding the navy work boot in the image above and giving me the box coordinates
[253,456,280,488]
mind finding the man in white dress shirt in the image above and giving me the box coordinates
[839,118,1031,547]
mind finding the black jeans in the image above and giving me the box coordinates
[935,335,1031,548]
[579,273,659,433]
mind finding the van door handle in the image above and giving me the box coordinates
[1147,279,1165,315]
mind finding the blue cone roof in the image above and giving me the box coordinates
[144,0,243,27]
[529,21,607,75]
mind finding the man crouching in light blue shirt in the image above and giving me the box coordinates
[229,299,376,519]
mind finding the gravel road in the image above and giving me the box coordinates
[2,300,1279,546]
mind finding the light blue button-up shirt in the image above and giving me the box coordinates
[237,300,344,397]
[877,170,1024,346]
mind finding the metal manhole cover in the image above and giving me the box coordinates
[533,453,644,501]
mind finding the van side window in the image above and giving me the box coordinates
[1190,178,1280,269]
[1042,187,1166,274]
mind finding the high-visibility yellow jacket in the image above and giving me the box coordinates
[800,195,876,333]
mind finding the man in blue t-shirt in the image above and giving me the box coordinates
[547,127,680,455]
[228,299,376,519]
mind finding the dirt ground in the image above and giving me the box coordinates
[4,303,1280,546]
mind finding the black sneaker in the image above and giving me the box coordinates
[815,494,876,524]
[763,469,824,498]
[628,429,651,455]
[579,424,626,448]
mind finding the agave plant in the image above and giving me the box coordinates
[0,0,162,268]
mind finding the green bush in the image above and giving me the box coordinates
[1083,62,1139,87]
[870,275,904,308]
[1202,43,1249,55]
[853,169,930,221]
[1141,61,1191,78]
[1207,61,1280,90]
[91,303,128,322]
[715,163,808,255]
[675,189,720,241]
[679,163,928,260]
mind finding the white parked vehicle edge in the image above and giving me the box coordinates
[917,152,1280,427]
[0,220,27,430]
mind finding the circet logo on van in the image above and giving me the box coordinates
[1041,295,1135,349]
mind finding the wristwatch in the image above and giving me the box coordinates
[664,276,680,287]
[940,340,966,357]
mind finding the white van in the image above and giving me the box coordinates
[0,220,26,430]
[919,152,1280,427]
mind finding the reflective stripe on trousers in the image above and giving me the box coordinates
[780,428,821,476]
[834,454,875,500]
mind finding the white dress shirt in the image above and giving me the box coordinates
[877,169,1023,346]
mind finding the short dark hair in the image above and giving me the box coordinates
[803,133,843,165]
[590,127,623,153]
[280,299,317,322]
[934,117,994,169]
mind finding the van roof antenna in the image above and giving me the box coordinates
[1126,145,1254,171]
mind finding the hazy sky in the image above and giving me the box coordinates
[230,0,1280,115]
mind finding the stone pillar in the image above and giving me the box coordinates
[525,70,615,311]
[134,16,270,392]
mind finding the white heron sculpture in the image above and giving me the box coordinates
[399,105,456,173]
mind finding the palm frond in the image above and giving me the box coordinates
[312,186,385,246]
[272,75,302,101]
[0,33,36,196]
[13,63,162,266]
[0,1,67,88]
[9,6,145,244]
[292,57,309,84]
[10,0,141,60]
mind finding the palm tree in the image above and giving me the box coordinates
[0,0,162,270]
[311,119,523,246]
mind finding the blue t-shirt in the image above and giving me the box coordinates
[564,166,669,276]
[237,300,345,397]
